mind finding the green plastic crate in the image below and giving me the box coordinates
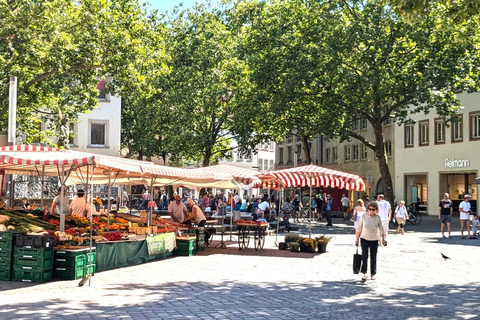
[54,254,85,268]
[0,258,11,268]
[0,238,13,249]
[83,263,96,276]
[14,255,53,269]
[176,239,196,251]
[175,248,196,256]
[54,248,92,258]
[14,247,53,258]
[196,242,205,252]
[53,266,85,280]
[0,267,11,281]
[86,252,96,264]
[0,248,12,261]
[0,232,16,241]
[12,267,52,283]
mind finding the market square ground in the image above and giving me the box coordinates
[1,216,479,320]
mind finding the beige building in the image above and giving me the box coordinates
[394,91,479,216]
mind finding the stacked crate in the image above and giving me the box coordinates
[12,235,54,283]
[175,234,197,256]
[0,232,16,281]
[53,248,96,280]
[196,228,205,251]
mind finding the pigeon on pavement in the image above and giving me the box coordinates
[441,253,451,260]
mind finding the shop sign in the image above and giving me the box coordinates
[444,158,470,168]
[146,232,175,256]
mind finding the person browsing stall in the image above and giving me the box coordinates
[168,194,187,224]
[50,187,70,215]
[20,197,31,211]
[186,198,207,227]
[69,189,92,218]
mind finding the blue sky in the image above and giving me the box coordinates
[142,0,210,14]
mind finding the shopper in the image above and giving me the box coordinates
[168,194,187,224]
[394,200,408,235]
[186,198,207,227]
[471,214,479,239]
[352,199,366,239]
[355,201,385,281]
[376,194,391,242]
[438,192,453,239]
[70,189,89,217]
[50,187,70,215]
[20,197,31,211]
[315,194,324,221]
[341,194,350,220]
[459,194,473,239]
[325,194,333,226]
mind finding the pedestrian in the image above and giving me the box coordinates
[20,197,31,211]
[352,199,366,239]
[309,196,316,220]
[325,194,333,226]
[315,194,324,221]
[376,194,391,243]
[292,194,302,222]
[70,189,89,217]
[50,187,70,215]
[161,191,168,210]
[438,192,453,239]
[459,194,473,239]
[341,193,350,220]
[471,213,479,239]
[394,200,408,235]
[355,201,385,281]
[142,190,151,210]
[168,194,187,224]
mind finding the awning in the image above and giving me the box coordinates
[258,164,365,191]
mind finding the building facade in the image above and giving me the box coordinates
[394,91,479,215]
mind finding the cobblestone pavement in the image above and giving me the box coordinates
[2,216,479,320]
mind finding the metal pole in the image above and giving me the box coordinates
[60,165,65,232]
[309,179,313,239]
[7,76,17,207]
[107,169,112,231]
[89,163,94,286]
[40,165,45,209]
[148,176,155,227]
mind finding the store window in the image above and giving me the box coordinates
[419,120,429,146]
[470,112,480,141]
[434,118,445,144]
[89,120,108,147]
[325,148,331,164]
[352,145,359,161]
[405,124,414,148]
[344,145,351,162]
[451,115,463,143]
[332,146,339,163]
[361,145,368,160]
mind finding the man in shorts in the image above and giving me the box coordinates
[376,194,391,243]
[438,192,453,239]
[459,194,473,239]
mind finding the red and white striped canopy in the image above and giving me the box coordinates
[196,164,260,185]
[259,164,366,191]
[141,163,217,181]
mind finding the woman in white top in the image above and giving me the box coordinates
[355,201,385,281]
[352,199,366,238]
[186,198,207,227]
[394,200,408,235]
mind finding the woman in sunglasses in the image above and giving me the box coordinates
[355,201,385,281]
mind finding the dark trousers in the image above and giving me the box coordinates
[325,210,332,226]
[361,238,379,275]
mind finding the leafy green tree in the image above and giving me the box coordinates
[0,0,160,146]
[391,0,480,21]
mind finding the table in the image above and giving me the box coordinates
[236,223,269,251]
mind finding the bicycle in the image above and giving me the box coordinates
[407,203,422,225]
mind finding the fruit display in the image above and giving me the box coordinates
[235,219,269,226]
[0,210,56,233]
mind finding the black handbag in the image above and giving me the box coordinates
[353,247,362,274]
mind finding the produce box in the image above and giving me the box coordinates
[175,238,196,256]
[197,241,205,252]
[14,255,53,269]
[0,267,11,281]
[83,263,96,276]
[54,254,85,268]
[0,232,17,241]
[54,247,92,258]
[14,235,54,249]
[0,247,13,260]
[14,247,54,259]
[0,257,11,267]
[12,266,52,283]
[86,252,96,264]
[53,265,85,280]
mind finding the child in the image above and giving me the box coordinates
[471,214,479,239]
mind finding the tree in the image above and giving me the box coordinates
[390,0,480,21]
[231,0,341,164]
[0,0,160,146]
[153,3,263,167]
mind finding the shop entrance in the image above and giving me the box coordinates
[439,172,477,213]
[404,174,427,211]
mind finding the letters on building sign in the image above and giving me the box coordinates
[444,158,470,168]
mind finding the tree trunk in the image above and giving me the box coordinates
[372,121,394,207]
[202,148,212,167]
[301,135,312,165]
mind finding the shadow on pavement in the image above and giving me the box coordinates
[197,243,320,259]
[1,280,479,319]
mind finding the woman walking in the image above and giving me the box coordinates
[394,200,408,235]
[352,199,366,239]
[355,201,385,281]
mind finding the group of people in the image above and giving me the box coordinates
[439,193,477,239]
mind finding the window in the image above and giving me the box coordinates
[245,150,252,161]
[278,148,284,165]
[236,149,243,161]
[351,115,359,131]
[470,112,480,141]
[332,147,339,163]
[325,148,331,163]
[434,118,445,144]
[352,145,359,161]
[419,120,429,146]
[296,135,301,142]
[360,118,367,130]
[361,145,368,160]
[269,141,274,151]
[263,159,268,172]
[89,120,108,147]
[383,105,392,125]
[385,140,392,157]
[287,135,292,144]
[258,158,263,169]
[296,144,302,160]
[278,140,284,146]
[404,124,414,148]
[344,145,351,162]
[452,115,463,143]
[287,146,293,164]
[269,160,274,171]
